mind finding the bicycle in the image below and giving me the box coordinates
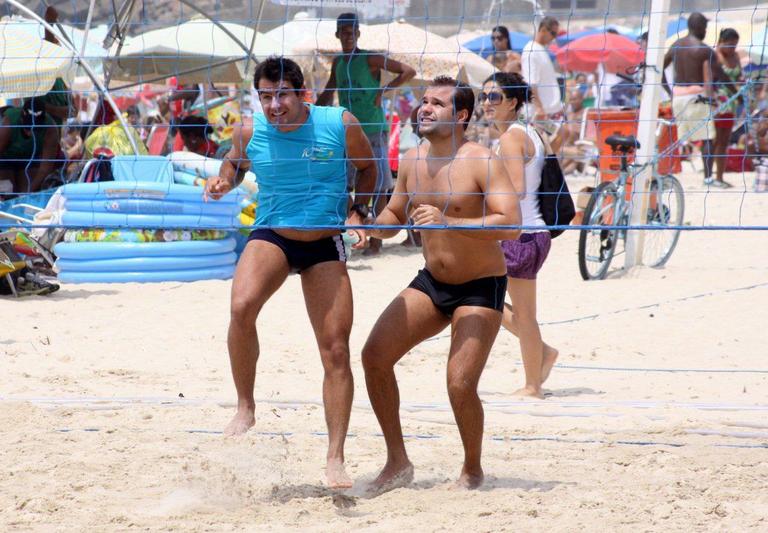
[578,134,685,280]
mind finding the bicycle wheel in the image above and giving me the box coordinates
[642,175,684,268]
[578,181,620,280]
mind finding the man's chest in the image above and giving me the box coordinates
[406,164,483,215]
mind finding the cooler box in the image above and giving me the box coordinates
[586,107,682,183]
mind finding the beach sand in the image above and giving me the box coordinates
[2,169,767,531]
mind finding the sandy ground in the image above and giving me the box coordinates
[2,169,767,531]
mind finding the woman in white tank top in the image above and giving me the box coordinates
[482,72,559,398]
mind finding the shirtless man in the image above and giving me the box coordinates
[662,12,719,186]
[361,76,522,492]
[204,56,376,488]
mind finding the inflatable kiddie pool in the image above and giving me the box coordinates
[53,155,242,283]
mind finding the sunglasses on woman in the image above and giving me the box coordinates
[478,91,505,104]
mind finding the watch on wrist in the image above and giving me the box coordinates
[351,203,370,219]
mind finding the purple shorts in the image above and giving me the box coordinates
[501,232,551,280]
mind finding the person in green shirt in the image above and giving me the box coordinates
[317,12,416,254]
[0,99,59,193]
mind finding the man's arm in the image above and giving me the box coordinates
[368,55,416,98]
[203,121,252,200]
[344,111,377,207]
[661,47,674,96]
[316,57,339,106]
[702,53,715,99]
[31,125,59,191]
[368,150,412,239]
[0,117,11,155]
[412,151,521,240]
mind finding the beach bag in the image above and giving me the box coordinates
[534,131,576,238]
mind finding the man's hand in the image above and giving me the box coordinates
[346,211,368,249]
[412,204,447,228]
[203,176,233,201]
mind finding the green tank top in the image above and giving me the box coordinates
[1,107,54,160]
[335,51,387,135]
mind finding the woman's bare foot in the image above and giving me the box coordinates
[541,345,559,384]
[366,460,414,496]
[453,466,484,490]
[326,458,353,489]
[223,407,255,436]
[512,386,544,399]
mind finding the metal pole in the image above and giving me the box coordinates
[624,0,670,269]
[80,0,97,58]
[6,0,140,155]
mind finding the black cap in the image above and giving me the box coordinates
[337,12,359,30]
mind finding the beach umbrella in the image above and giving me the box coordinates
[556,25,638,47]
[555,32,644,74]
[107,19,281,83]
[264,12,350,56]
[293,20,495,88]
[461,31,531,56]
[0,21,75,98]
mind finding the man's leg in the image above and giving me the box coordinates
[446,306,502,489]
[300,260,355,488]
[224,239,290,436]
[362,288,450,493]
[501,279,558,398]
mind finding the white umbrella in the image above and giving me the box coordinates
[108,19,281,83]
[0,21,75,98]
[264,12,348,57]
[293,20,495,89]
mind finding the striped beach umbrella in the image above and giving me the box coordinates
[0,21,74,99]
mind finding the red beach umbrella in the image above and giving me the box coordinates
[554,33,644,74]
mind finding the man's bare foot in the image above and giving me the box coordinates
[367,460,414,496]
[541,345,559,384]
[512,386,544,399]
[453,467,484,490]
[326,458,353,489]
[223,407,255,436]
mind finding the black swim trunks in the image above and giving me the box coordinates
[408,268,507,316]
[247,229,346,273]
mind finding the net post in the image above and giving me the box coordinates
[625,0,671,269]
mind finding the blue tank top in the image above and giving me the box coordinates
[246,105,348,227]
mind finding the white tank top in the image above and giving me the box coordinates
[495,123,547,232]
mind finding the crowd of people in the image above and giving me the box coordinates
[4,10,768,197]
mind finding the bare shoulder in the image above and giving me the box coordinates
[458,141,493,161]
[399,145,424,169]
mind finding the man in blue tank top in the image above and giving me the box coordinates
[204,56,377,489]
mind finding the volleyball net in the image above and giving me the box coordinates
[1,0,767,237]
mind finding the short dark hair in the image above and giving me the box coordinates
[179,115,212,138]
[539,16,559,32]
[719,27,739,43]
[21,97,46,127]
[688,12,708,32]
[484,72,531,111]
[253,56,304,91]
[430,76,475,131]
[337,12,359,31]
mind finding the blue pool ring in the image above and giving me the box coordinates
[60,211,240,229]
[55,238,236,259]
[61,181,240,205]
[58,265,235,284]
[64,198,236,216]
[57,252,236,272]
